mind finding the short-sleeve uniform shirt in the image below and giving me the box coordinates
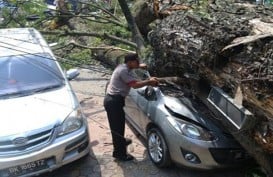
[107,64,136,97]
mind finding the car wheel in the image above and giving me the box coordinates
[147,128,171,168]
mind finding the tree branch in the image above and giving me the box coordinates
[80,1,120,22]
[116,0,145,54]
[56,40,134,53]
[80,14,125,27]
[40,30,137,48]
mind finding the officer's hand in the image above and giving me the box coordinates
[139,63,147,69]
[148,77,159,87]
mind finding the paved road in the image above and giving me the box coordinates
[39,68,253,177]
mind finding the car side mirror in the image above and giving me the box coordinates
[66,69,80,80]
[144,86,156,101]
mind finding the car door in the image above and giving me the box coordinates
[126,85,153,134]
[124,69,151,135]
[124,87,144,134]
[135,86,153,133]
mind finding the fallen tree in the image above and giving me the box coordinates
[146,0,273,176]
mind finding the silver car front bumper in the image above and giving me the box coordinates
[0,125,90,177]
[161,120,249,169]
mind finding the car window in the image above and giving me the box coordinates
[0,53,65,97]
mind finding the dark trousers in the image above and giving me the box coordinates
[103,94,127,156]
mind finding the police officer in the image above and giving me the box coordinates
[104,53,158,161]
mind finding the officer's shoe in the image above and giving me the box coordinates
[113,153,134,161]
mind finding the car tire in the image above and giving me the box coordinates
[147,128,171,168]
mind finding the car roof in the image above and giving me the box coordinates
[0,28,54,58]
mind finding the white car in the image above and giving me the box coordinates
[0,28,90,177]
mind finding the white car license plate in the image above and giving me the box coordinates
[0,159,49,177]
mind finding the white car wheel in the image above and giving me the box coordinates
[147,128,171,167]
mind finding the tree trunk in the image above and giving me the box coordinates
[117,0,145,55]
[148,0,273,175]
[134,1,157,37]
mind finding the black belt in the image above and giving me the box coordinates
[107,94,125,99]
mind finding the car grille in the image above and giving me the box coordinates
[0,128,55,156]
[209,148,251,165]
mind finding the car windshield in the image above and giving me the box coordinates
[0,53,65,98]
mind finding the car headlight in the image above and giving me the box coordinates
[57,108,84,136]
[166,116,216,141]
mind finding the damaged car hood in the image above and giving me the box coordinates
[164,96,218,130]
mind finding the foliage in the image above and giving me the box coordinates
[108,0,125,16]
[110,23,129,38]
[0,0,139,69]
[0,0,47,27]
[107,24,131,45]
[60,49,93,69]
[189,0,211,19]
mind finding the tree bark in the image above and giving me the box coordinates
[117,0,145,55]
[40,30,137,48]
[148,0,273,175]
[134,1,157,37]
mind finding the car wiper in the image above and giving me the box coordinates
[0,90,33,99]
[0,84,63,99]
[32,84,63,93]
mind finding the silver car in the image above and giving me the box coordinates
[0,28,90,177]
[124,69,250,169]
